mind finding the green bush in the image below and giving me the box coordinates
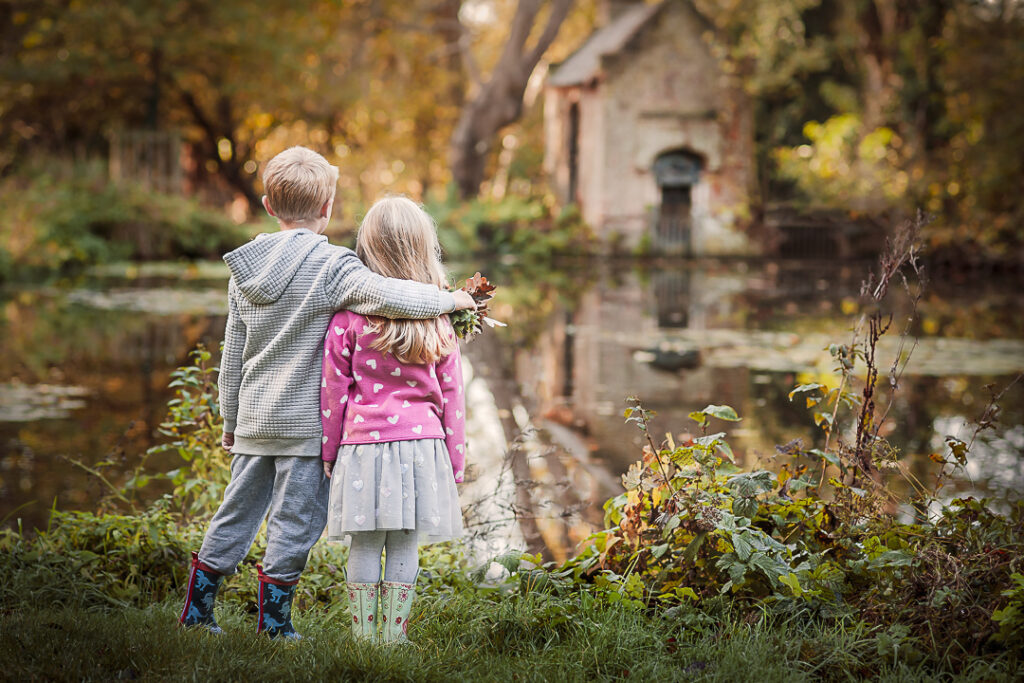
[426,190,596,261]
[0,157,249,275]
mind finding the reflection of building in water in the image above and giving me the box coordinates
[493,267,758,558]
[564,269,749,474]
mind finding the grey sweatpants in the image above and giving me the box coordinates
[198,455,328,584]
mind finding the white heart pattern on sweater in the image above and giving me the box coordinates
[341,348,350,357]
[442,373,452,383]
[456,410,462,419]
[340,395,347,403]
[373,383,384,393]
[321,378,326,388]
[406,380,418,387]
[446,427,454,435]
[355,343,362,351]
[335,368,342,376]
[391,368,401,377]
[454,469,463,480]
[322,409,331,418]
[412,425,423,434]
[402,400,411,408]
[322,436,328,444]
[334,326,344,335]
[353,371,362,381]
[456,444,464,453]
[354,415,364,423]
[366,359,376,369]
[387,415,399,424]
[369,430,380,440]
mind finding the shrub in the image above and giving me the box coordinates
[0,157,249,275]
[426,190,596,261]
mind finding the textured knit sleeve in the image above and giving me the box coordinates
[322,250,455,319]
[321,312,354,462]
[218,280,246,433]
[437,343,466,483]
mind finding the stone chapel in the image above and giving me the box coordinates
[544,0,757,255]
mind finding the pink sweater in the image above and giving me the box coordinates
[319,310,466,482]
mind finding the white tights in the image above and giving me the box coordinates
[346,529,419,584]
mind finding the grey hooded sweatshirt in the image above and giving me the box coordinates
[218,228,456,456]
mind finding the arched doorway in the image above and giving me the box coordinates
[653,150,702,254]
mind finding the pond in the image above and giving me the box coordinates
[2,259,1022,561]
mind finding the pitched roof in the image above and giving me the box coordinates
[547,2,664,87]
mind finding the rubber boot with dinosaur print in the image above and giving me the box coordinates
[179,551,224,634]
[256,564,302,640]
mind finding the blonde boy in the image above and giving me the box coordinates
[178,147,474,639]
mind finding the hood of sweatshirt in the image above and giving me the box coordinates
[223,229,327,304]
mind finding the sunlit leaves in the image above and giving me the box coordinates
[690,404,741,424]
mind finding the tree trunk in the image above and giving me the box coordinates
[449,0,573,199]
[179,89,261,213]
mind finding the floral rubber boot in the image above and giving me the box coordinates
[256,565,302,640]
[179,551,224,634]
[379,578,416,645]
[346,581,380,642]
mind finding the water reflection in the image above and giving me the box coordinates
[1,262,1021,561]
[470,262,1024,558]
[0,286,227,528]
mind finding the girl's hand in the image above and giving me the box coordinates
[323,460,334,478]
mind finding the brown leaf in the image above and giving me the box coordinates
[462,271,496,303]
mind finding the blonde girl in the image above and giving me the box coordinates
[319,196,466,644]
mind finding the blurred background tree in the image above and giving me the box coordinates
[696,0,1023,255]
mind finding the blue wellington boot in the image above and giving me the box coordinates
[179,551,225,634]
[257,564,302,640]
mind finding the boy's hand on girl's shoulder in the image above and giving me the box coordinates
[452,290,477,311]
[323,461,334,479]
[222,431,234,451]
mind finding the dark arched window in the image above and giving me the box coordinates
[567,102,580,203]
[653,150,702,253]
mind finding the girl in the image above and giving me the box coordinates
[320,196,466,645]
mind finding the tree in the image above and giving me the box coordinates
[449,0,574,199]
[0,0,318,211]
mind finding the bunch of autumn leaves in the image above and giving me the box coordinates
[450,272,505,341]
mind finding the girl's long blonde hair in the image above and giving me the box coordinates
[356,196,456,365]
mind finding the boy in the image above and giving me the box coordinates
[178,147,474,639]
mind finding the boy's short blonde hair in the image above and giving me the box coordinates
[262,146,339,222]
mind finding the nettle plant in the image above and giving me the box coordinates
[568,399,844,608]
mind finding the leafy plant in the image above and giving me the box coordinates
[146,345,231,517]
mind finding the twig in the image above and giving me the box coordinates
[60,455,132,506]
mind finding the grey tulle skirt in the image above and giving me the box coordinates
[326,438,463,545]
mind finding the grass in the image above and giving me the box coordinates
[2,593,1019,682]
